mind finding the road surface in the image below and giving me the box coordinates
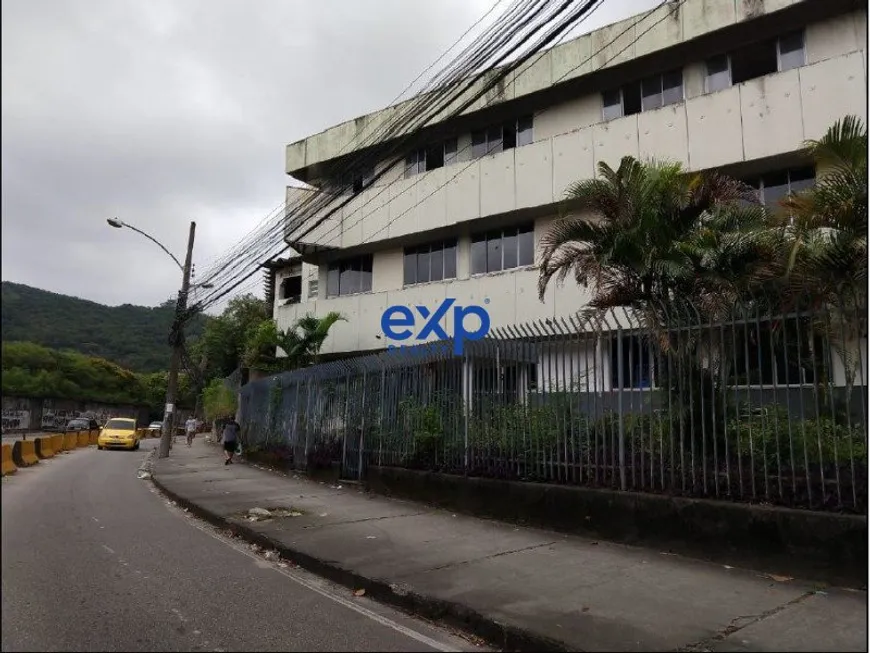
[1,440,485,652]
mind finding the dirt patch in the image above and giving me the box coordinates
[235,506,305,522]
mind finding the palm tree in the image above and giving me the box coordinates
[777,115,868,391]
[778,115,867,307]
[537,156,768,325]
[275,312,347,369]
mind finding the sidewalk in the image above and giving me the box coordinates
[152,440,867,652]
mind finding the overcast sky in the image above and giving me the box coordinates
[1,0,657,310]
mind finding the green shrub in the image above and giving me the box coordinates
[728,404,867,469]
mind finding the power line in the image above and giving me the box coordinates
[192,0,684,317]
[194,0,602,310]
[193,0,547,295]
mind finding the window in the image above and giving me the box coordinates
[602,89,622,121]
[777,30,806,72]
[444,138,459,166]
[326,255,373,297]
[706,30,806,90]
[352,169,375,193]
[516,115,534,147]
[745,166,815,209]
[279,276,302,304]
[330,168,374,194]
[471,224,534,274]
[705,54,731,93]
[406,139,462,177]
[403,239,457,285]
[601,71,681,120]
[610,335,655,390]
[728,319,824,386]
[405,150,425,178]
[308,279,319,300]
[471,115,534,159]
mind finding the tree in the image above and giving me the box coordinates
[202,378,237,421]
[275,312,347,369]
[537,156,768,324]
[777,115,868,390]
[1,341,149,406]
[191,294,269,379]
[241,312,347,372]
[779,115,867,306]
[242,319,281,371]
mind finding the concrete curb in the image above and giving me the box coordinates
[150,471,572,653]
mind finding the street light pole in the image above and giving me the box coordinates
[158,221,196,459]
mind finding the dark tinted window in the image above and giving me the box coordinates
[471,235,487,274]
[327,255,373,296]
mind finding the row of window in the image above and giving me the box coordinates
[405,115,534,178]
[329,29,809,193]
[743,166,815,208]
[326,223,535,297]
[602,29,806,121]
[318,161,816,299]
[611,322,822,390]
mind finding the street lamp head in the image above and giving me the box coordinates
[106,217,124,229]
[201,283,214,289]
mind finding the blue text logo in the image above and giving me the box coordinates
[381,298,491,355]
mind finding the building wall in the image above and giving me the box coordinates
[276,6,867,366]
[286,10,866,253]
[285,0,821,173]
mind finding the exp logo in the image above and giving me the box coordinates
[380,298,491,355]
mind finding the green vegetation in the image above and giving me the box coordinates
[202,378,237,421]
[1,341,197,418]
[1,282,206,373]
[242,311,347,372]
[538,115,867,326]
[2,341,147,405]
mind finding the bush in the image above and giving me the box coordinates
[728,404,867,470]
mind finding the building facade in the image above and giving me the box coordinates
[271,0,866,390]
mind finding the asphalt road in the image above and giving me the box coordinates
[1,440,485,652]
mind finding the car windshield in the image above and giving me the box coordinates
[105,419,135,430]
[68,419,87,427]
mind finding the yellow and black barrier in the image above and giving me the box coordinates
[89,430,99,445]
[51,433,64,454]
[76,431,89,448]
[62,432,77,451]
[12,440,39,467]
[1,444,17,476]
[34,436,55,459]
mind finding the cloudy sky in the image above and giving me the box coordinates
[2,0,657,310]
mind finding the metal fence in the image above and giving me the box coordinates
[239,297,867,513]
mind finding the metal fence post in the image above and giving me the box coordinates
[358,370,368,481]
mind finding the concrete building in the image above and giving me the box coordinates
[270,0,867,392]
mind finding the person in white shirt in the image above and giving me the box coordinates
[185,416,197,446]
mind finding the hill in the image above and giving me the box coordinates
[1,282,206,373]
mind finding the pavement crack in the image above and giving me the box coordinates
[676,591,816,652]
[415,541,558,575]
[284,512,428,529]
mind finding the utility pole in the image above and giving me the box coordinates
[158,221,196,459]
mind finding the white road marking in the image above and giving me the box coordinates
[101,544,116,554]
[158,491,460,652]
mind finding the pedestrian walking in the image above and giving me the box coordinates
[222,419,240,465]
[185,416,197,447]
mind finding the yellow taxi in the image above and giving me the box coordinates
[97,417,140,451]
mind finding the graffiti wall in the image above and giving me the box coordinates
[1,396,150,433]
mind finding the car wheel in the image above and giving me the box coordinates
[97,445,103,450]
[134,442,140,451]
